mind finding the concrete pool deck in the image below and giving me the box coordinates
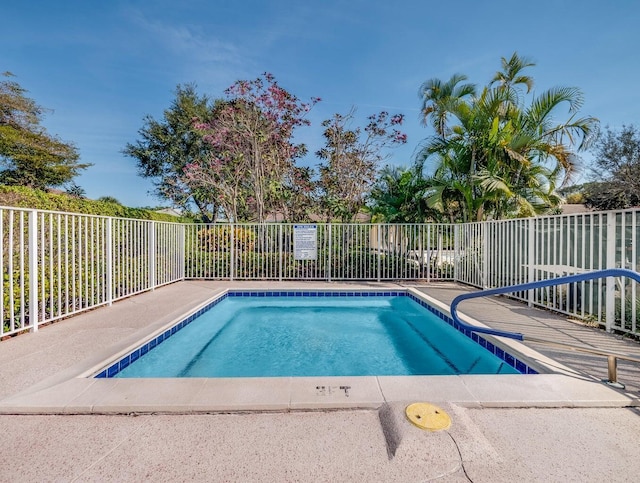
[2,280,640,481]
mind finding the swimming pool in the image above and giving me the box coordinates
[95,290,537,378]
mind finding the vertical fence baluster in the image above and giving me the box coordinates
[149,221,156,290]
[606,214,616,332]
[28,210,38,332]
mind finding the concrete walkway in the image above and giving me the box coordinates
[1,280,640,482]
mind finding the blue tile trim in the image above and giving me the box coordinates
[220,290,408,298]
[95,289,536,378]
[107,363,119,377]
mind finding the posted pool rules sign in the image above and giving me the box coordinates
[293,224,317,260]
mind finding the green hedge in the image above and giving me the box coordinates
[0,186,189,222]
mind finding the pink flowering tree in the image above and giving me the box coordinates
[183,73,319,222]
[316,108,407,222]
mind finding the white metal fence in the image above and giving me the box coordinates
[2,205,640,338]
[184,223,455,281]
[1,207,184,337]
[455,211,639,335]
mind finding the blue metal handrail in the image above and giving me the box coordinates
[450,268,640,341]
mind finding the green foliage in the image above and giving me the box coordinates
[614,295,640,336]
[0,72,91,189]
[183,247,429,281]
[416,53,598,222]
[1,213,166,333]
[583,125,640,211]
[123,84,220,222]
[565,192,584,204]
[2,269,28,334]
[197,226,256,251]
[368,165,443,222]
[583,181,639,211]
[0,185,190,222]
[65,182,86,198]
[97,196,121,204]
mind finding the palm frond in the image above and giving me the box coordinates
[473,170,513,196]
[490,52,536,93]
[526,86,584,127]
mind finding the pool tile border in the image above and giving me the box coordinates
[94,290,537,379]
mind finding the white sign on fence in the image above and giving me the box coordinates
[293,224,317,260]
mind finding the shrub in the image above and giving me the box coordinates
[0,186,190,222]
[565,193,584,204]
[197,226,256,251]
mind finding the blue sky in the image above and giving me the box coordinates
[3,0,639,207]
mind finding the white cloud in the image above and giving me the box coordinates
[122,8,255,91]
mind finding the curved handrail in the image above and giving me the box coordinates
[450,268,640,341]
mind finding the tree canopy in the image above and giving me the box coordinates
[316,109,407,222]
[183,73,319,223]
[582,125,640,210]
[127,75,410,223]
[413,53,598,222]
[0,72,89,190]
[127,56,601,224]
[368,165,436,223]
[123,84,221,222]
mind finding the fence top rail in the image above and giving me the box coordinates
[3,204,640,228]
[0,205,185,225]
[188,222,458,227]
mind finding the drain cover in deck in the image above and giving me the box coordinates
[405,403,451,431]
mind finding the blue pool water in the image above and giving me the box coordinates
[111,293,522,378]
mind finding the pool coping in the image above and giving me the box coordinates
[0,284,638,414]
[0,373,636,414]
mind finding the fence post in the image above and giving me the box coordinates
[180,223,186,280]
[28,210,38,332]
[230,224,235,281]
[426,225,431,283]
[327,224,332,282]
[528,218,535,307]
[148,221,156,290]
[453,224,459,282]
[605,214,616,332]
[106,218,113,306]
[377,225,381,282]
[482,223,489,288]
[278,224,283,281]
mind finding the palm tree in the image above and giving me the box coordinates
[368,165,441,222]
[419,74,476,138]
[491,52,535,93]
[416,53,598,221]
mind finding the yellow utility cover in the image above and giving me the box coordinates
[405,402,451,431]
